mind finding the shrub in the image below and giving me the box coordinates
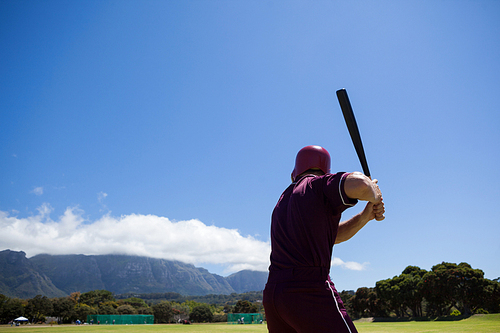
[189,304,213,323]
[152,302,173,324]
[212,313,228,322]
[117,304,137,314]
[234,300,258,313]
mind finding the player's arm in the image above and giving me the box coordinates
[344,172,382,204]
[335,201,384,243]
[335,172,385,244]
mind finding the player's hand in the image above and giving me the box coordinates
[361,197,385,222]
[370,179,383,204]
[370,179,385,220]
[373,199,385,221]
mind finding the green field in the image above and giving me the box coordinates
[1,314,499,333]
[355,314,500,333]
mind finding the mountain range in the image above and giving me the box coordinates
[0,249,268,299]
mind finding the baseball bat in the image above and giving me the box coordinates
[336,88,371,178]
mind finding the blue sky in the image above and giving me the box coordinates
[1,0,499,292]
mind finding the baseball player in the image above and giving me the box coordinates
[263,145,385,332]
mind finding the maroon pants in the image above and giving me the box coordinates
[263,268,357,333]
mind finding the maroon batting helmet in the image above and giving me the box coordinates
[291,145,331,181]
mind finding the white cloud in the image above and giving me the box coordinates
[31,187,43,196]
[331,257,369,271]
[0,204,369,276]
[97,192,108,202]
[0,205,271,275]
[97,192,109,212]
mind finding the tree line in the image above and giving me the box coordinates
[0,289,263,324]
[115,290,263,305]
[1,261,498,324]
[340,262,500,319]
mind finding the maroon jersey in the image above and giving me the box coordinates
[269,172,357,272]
[264,172,360,332]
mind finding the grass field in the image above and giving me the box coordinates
[1,314,498,333]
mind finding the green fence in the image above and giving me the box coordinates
[227,313,264,324]
[87,314,154,325]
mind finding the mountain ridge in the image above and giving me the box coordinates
[0,249,268,298]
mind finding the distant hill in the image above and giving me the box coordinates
[226,270,269,293]
[0,250,268,299]
[0,250,65,299]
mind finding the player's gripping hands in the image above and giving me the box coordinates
[370,179,385,221]
[345,172,385,221]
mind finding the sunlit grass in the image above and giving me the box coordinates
[354,314,500,333]
[1,314,499,333]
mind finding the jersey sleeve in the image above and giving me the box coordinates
[323,172,358,208]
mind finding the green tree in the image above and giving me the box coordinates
[376,266,426,317]
[376,277,405,317]
[0,294,8,324]
[351,287,386,318]
[137,306,154,315]
[69,292,81,305]
[152,301,173,323]
[75,304,96,323]
[482,278,500,313]
[79,290,115,308]
[182,300,203,313]
[421,262,486,316]
[51,297,76,323]
[421,271,449,316]
[26,295,53,323]
[171,302,190,322]
[233,300,258,313]
[223,304,233,313]
[400,266,426,317]
[339,291,355,319]
[117,304,137,314]
[101,300,119,309]
[98,303,118,315]
[189,304,213,323]
[0,296,24,324]
[0,294,7,308]
[118,297,148,309]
